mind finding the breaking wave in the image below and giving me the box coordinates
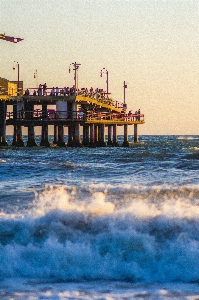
[0,184,199,283]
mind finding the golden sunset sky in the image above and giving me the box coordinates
[1,0,199,135]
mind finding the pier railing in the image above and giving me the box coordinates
[6,109,144,123]
[86,112,144,122]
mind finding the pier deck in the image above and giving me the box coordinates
[0,92,144,147]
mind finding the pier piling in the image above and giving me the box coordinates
[0,101,8,146]
[83,125,90,147]
[27,122,37,147]
[113,124,119,147]
[134,124,138,143]
[97,124,106,147]
[40,123,50,147]
[57,124,65,147]
[107,125,113,146]
[89,124,95,147]
[53,125,58,144]
[122,124,129,147]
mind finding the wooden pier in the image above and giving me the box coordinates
[0,90,145,147]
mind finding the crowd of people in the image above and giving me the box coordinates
[24,84,109,98]
[23,83,128,112]
[126,109,141,120]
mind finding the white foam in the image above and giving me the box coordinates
[31,185,115,218]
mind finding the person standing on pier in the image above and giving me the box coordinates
[63,87,67,96]
[24,89,29,96]
[135,110,138,121]
[50,87,55,96]
[43,83,47,96]
[138,109,140,121]
[38,84,42,96]
[56,87,59,96]
[90,87,93,97]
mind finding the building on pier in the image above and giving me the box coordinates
[0,87,145,147]
[0,77,23,97]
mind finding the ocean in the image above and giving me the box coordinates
[0,135,199,299]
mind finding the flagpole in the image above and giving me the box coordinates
[106,70,108,99]
[100,68,109,98]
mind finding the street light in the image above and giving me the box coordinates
[123,81,128,104]
[13,61,19,96]
[100,68,109,98]
[34,70,38,88]
[69,62,81,96]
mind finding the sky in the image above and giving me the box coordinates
[1,0,199,135]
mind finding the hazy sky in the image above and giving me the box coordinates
[1,0,199,135]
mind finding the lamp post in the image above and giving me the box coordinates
[69,62,81,96]
[123,81,127,104]
[100,68,108,97]
[34,70,38,88]
[13,61,19,96]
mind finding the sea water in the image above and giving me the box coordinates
[0,135,199,299]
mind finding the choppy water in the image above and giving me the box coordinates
[1,135,199,299]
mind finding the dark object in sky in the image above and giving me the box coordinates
[0,33,24,43]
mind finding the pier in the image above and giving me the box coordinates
[0,85,144,147]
